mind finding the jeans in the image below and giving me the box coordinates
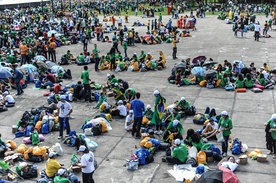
[110,58,116,70]
[222,135,230,153]
[254,31,259,41]
[50,50,56,62]
[272,139,276,154]
[173,47,177,59]
[132,117,142,137]
[82,171,95,183]
[124,49,127,58]
[94,58,100,71]
[21,54,27,65]
[15,82,23,95]
[83,84,91,101]
[166,156,184,164]
[58,117,70,137]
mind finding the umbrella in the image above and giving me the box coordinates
[192,56,207,66]
[47,30,62,37]
[191,67,204,77]
[232,60,246,69]
[20,64,37,74]
[51,65,64,74]
[203,61,218,67]
[0,67,12,79]
[203,70,217,78]
[36,61,51,70]
[171,62,186,75]
[34,55,47,62]
[45,61,57,68]
[197,167,240,183]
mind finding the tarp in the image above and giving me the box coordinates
[0,0,50,6]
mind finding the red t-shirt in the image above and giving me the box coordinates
[54,84,62,94]
[46,73,56,83]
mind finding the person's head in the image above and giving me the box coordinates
[237,74,243,81]
[250,62,254,67]
[153,90,160,96]
[209,118,215,125]
[246,73,251,80]
[180,97,186,102]
[49,152,57,159]
[78,145,89,154]
[57,169,67,177]
[172,119,179,127]
[172,107,178,114]
[84,65,88,70]
[77,81,82,85]
[263,63,267,67]
[259,73,264,79]
[129,110,133,116]
[146,105,151,110]
[271,114,276,121]
[111,74,115,79]
[135,92,141,99]
[174,139,181,146]
[227,156,235,163]
[107,73,111,78]
[118,100,123,105]
[2,91,9,96]
[220,111,228,118]
[60,95,66,102]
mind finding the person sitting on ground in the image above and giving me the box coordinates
[193,107,217,124]
[76,53,86,65]
[235,74,244,88]
[118,79,129,93]
[217,156,240,172]
[244,73,254,88]
[110,100,127,118]
[2,91,15,107]
[53,168,71,183]
[220,73,230,88]
[162,139,188,164]
[163,119,183,143]
[47,88,58,104]
[184,128,204,150]
[112,83,125,101]
[73,81,84,101]
[256,73,266,86]
[53,82,65,94]
[41,72,56,89]
[45,152,64,179]
[157,56,166,69]
[263,63,270,72]
[163,107,181,127]
[94,92,107,109]
[176,97,190,116]
[201,118,218,140]
[138,50,146,63]
[125,110,134,131]
[110,75,119,87]
[124,88,136,102]
[142,105,154,126]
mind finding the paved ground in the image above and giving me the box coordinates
[2,14,276,182]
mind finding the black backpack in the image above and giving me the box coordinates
[92,124,102,136]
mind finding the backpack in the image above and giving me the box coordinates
[188,106,196,115]
[92,124,102,136]
[31,131,40,145]
[231,138,242,155]
[196,151,207,165]
[41,122,49,134]
[25,125,34,137]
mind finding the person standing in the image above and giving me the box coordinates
[93,44,100,72]
[131,92,145,138]
[12,64,24,95]
[109,47,116,70]
[239,21,244,38]
[77,145,96,183]
[218,111,233,157]
[83,34,88,51]
[172,36,179,60]
[123,39,128,58]
[57,95,73,139]
[265,114,276,158]
[254,22,260,41]
[20,42,28,65]
[49,40,57,62]
[81,66,92,102]
[151,90,166,135]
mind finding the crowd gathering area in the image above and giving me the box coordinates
[1,0,276,183]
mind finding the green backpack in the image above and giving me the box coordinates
[31,130,40,145]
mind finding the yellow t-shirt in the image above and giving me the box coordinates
[172,39,177,48]
[45,159,61,177]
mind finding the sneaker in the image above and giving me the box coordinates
[58,136,63,140]
[162,158,167,162]
[154,130,159,134]
[159,130,163,135]
[65,134,69,137]
[223,153,227,157]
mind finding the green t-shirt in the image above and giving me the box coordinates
[235,79,244,88]
[144,110,154,120]
[168,112,181,122]
[220,77,228,87]
[123,41,127,50]
[258,78,266,86]
[177,100,190,110]
[267,119,276,140]
[81,70,90,84]
[218,117,233,136]
[139,53,146,60]
[93,48,99,58]
[216,73,222,80]
[111,78,118,84]
[166,122,183,134]
[78,55,85,63]
[53,176,71,183]
[125,88,135,98]
[243,78,254,88]
[172,144,188,163]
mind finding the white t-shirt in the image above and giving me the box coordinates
[125,114,134,130]
[221,162,238,171]
[117,105,127,116]
[0,95,3,101]
[57,101,72,118]
[5,95,15,103]
[209,122,218,130]
[81,152,95,173]
[254,24,260,31]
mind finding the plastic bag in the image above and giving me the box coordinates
[241,143,248,153]
[127,66,133,72]
[84,128,93,136]
[216,132,224,143]
[126,159,138,170]
[53,143,64,156]
[70,154,80,165]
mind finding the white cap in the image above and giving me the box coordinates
[57,169,66,176]
[107,74,111,77]
[271,114,276,120]
[129,110,133,113]
[59,82,63,86]
[153,90,160,95]
[60,95,66,100]
[173,119,179,126]
[2,91,8,95]
[114,83,118,86]
[118,100,123,104]
[221,111,228,116]
[78,145,86,152]
[146,105,151,109]
[134,53,136,55]
[147,52,150,54]
[180,97,185,101]
[174,139,181,145]
[49,152,57,158]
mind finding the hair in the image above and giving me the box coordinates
[186,129,195,137]
[259,73,264,79]
[246,73,251,80]
[77,81,81,84]
[227,156,235,161]
[237,74,243,81]
[84,65,88,70]
[135,92,141,99]
[118,79,122,82]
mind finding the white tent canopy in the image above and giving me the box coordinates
[0,0,50,6]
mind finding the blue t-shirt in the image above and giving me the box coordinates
[130,99,145,118]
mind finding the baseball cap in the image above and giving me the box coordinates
[174,139,181,145]
[173,120,179,127]
[57,169,66,176]
[271,114,276,120]
[129,110,133,113]
[60,95,66,100]
[221,111,228,116]
[146,105,151,109]
[180,97,185,101]
[2,91,8,95]
[153,90,160,95]
[78,145,86,152]
[49,152,57,158]
[114,83,118,86]
[118,100,123,104]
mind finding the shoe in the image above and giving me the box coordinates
[154,130,159,134]
[58,136,64,139]
[65,134,69,137]
[221,153,225,157]
[162,158,167,162]
[16,93,21,96]
[223,153,228,157]
[159,130,163,135]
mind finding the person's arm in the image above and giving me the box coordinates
[217,157,226,168]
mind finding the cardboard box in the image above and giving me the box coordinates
[257,154,267,162]
[207,156,214,163]
[238,155,248,165]
[71,166,81,172]
[140,133,149,140]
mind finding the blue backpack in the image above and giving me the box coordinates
[25,125,34,137]
[231,138,242,155]
[41,122,50,134]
